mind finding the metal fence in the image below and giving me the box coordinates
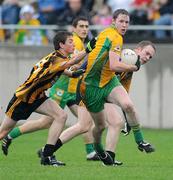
[0,24,173,30]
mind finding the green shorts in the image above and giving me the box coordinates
[49,87,77,109]
[83,76,121,113]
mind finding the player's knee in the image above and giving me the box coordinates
[96,123,106,133]
[59,111,67,123]
[56,110,68,123]
[76,122,90,134]
[82,123,92,133]
[122,101,135,114]
[115,118,124,129]
[78,126,88,134]
[40,118,53,129]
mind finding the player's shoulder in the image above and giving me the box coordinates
[100,26,122,40]
[73,34,82,44]
[73,35,84,52]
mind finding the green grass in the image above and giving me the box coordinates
[0,129,173,180]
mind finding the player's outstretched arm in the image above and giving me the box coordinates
[64,68,85,78]
[68,37,97,66]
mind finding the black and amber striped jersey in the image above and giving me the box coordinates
[15,50,70,103]
[119,72,133,93]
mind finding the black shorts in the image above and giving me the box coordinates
[5,94,48,121]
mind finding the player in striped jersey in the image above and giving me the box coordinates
[0,30,95,166]
[2,17,98,161]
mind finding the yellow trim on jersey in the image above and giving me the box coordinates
[84,26,123,87]
[6,98,22,118]
[15,50,69,103]
[67,33,85,93]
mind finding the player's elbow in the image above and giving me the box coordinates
[109,64,116,71]
[109,64,120,72]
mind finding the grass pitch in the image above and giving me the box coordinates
[0,129,173,180]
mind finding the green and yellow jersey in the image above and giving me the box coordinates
[52,32,85,93]
[83,25,123,88]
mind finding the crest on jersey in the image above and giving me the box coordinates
[56,90,63,96]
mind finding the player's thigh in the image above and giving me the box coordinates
[107,85,134,108]
[105,103,123,128]
[69,104,78,117]
[35,98,67,120]
[77,106,93,128]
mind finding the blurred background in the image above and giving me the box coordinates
[0,0,173,129]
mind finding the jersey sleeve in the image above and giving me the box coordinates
[109,34,123,56]
[50,57,69,73]
[120,72,133,93]
[73,35,84,54]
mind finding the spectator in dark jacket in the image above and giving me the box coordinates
[1,0,20,24]
[57,0,90,26]
[38,0,66,24]
[154,0,173,39]
[1,0,20,40]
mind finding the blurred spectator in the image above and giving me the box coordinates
[132,0,152,7]
[0,0,5,42]
[82,0,95,12]
[91,4,112,26]
[153,0,173,39]
[1,0,20,24]
[57,0,90,26]
[130,0,152,25]
[92,0,105,10]
[30,1,43,22]
[14,4,48,45]
[147,1,160,22]
[105,0,133,12]
[38,0,66,24]
[1,0,20,40]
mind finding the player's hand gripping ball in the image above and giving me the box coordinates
[120,49,138,65]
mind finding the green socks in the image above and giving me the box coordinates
[132,125,144,144]
[93,143,104,154]
[8,127,22,139]
[85,143,95,154]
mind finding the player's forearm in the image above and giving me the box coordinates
[109,51,137,72]
[63,69,73,77]
[110,62,137,72]
[68,50,86,66]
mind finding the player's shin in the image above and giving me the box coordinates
[131,124,155,153]
[53,138,63,152]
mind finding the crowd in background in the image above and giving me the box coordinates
[0,0,173,45]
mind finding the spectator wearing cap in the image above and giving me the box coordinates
[14,4,48,45]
